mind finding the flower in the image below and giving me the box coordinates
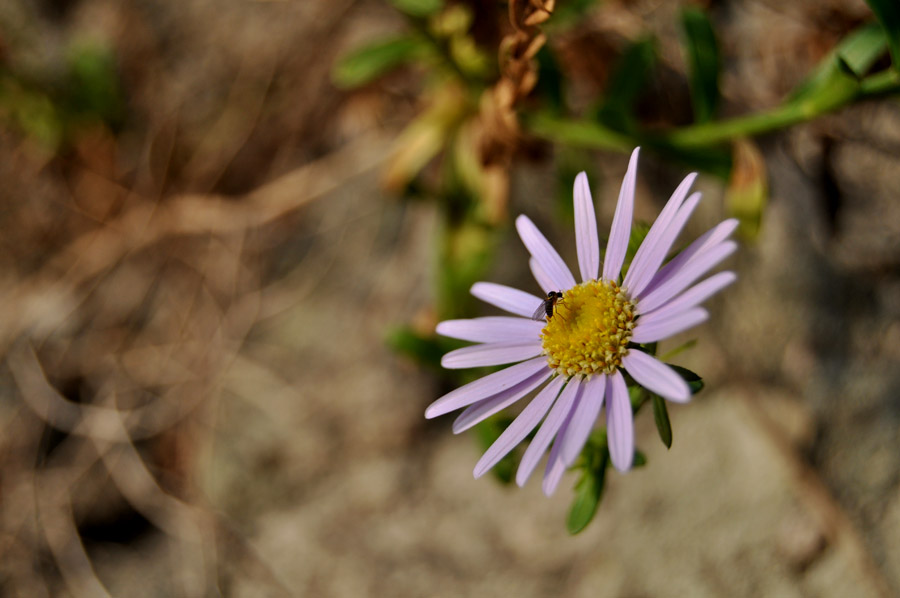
[426,148,737,495]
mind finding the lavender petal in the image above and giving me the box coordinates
[631,308,708,344]
[472,376,564,477]
[516,378,582,487]
[638,240,737,314]
[639,271,736,322]
[436,317,544,343]
[516,215,577,291]
[639,218,738,299]
[625,190,701,297]
[574,172,600,282]
[454,369,552,433]
[560,374,606,466]
[425,357,549,419]
[603,147,640,282]
[441,341,544,369]
[606,372,634,472]
[529,258,555,295]
[471,282,543,317]
[622,350,690,403]
[542,407,575,496]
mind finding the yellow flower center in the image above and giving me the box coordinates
[541,280,637,378]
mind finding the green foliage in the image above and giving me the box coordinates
[653,143,734,180]
[596,37,657,132]
[567,429,608,534]
[680,7,720,123]
[566,430,650,534]
[386,325,458,372]
[670,364,704,395]
[389,0,444,18]
[548,0,600,28]
[526,112,633,152]
[332,35,428,89]
[865,0,900,70]
[567,459,606,533]
[436,219,496,320]
[651,393,672,448]
[0,38,123,153]
[835,22,890,77]
[66,40,124,128]
[530,23,899,178]
[535,45,565,115]
[790,23,885,105]
[628,383,647,410]
[632,450,647,468]
[0,77,63,151]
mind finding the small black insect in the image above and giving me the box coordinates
[532,290,563,321]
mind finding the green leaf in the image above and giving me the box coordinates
[567,452,608,534]
[437,220,496,319]
[66,40,124,127]
[548,0,600,28]
[643,140,734,179]
[474,417,516,484]
[865,0,900,70]
[836,22,890,77]
[632,450,647,468]
[651,393,673,448]
[389,0,443,18]
[385,325,453,371]
[535,45,565,116]
[525,112,634,152]
[332,35,427,89]
[587,427,608,453]
[0,77,63,151]
[681,7,720,123]
[669,364,704,395]
[596,37,657,131]
[791,24,885,102]
[627,381,648,410]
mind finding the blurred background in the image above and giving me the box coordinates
[0,0,899,596]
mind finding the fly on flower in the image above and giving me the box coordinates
[531,291,563,322]
[427,148,737,497]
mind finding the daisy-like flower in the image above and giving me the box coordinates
[425,148,738,495]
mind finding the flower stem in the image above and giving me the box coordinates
[525,70,900,154]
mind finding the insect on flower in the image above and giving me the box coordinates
[531,291,563,321]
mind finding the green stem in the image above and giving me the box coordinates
[860,67,900,95]
[663,102,809,147]
[526,70,900,153]
[526,112,635,151]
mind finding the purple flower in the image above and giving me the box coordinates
[426,148,737,495]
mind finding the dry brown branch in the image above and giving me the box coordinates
[180,51,278,193]
[9,346,204,442]
[0,131,389,351]
[474,0,552,221]
[37,477,112,598]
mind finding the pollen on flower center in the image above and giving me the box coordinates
[541,280,637,378]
